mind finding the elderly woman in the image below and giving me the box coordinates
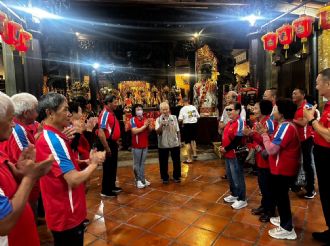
[244,100,276,222]
[35,92,105,246]
[155,101,181,183]
[220,102,247,210]
[257,98,300,240]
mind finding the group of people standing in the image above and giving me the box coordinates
[0,69,329,246]
[0,88,201,245]
[219,68,330,244]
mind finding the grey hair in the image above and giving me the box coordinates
[0,92,14,119]
[38,92,66,121]
[11,93,38,116]
[160,101,169,110]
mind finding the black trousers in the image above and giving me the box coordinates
[258,168,275,215]
[158,147,181,181]
[52,223,84,246]
[270,174,294,231]
[301,137,315,193]
[314,144,330,228]
[102,140,119,194]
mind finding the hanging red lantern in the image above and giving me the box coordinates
[319,4,330,31]
[0,12,7,36]
[2,21,22,47]
[15,30,33,53]
[276,24,294,58]
[292,15,315,53]
[261,32,278,53]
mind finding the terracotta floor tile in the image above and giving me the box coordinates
[150,218,189,239]
[143,190,170,200]
[107,206,138,222]
[102,224,144,245]
[176,226,218,246]
[87,217,120,236]
[223,222,260,243]
[106,193,139,205]
[127,197,158,210]
[167,207,202,224]
[183,198,214,212]
[87,239,111,246]
[127,212,164,229]
[147,202,179,217]
[213,236,253,246]
[233,208,262,226]
[207,203,237,218]
[160,193,191,206]
[193,214,230,233]
[84,232,98,245]
[88,201,119,216]
[130,232,171,246]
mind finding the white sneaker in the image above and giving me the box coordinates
[270,216,281,227]
[231,200,248,210]
[268,226,297,240]
[144,179,151,186]
[136,181,145,189]
[224,195,238,203]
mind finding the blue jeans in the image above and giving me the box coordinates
[225,158,246,201]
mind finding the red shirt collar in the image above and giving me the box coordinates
[43,125,69,141]
[104,106,114,114]
[13,118,28,127]
[229,115,240,123]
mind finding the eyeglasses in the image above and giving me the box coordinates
[226,108,234,112]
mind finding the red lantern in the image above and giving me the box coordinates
[276,24,294,58]
[319,5,330,30]
[261,32,278,53]
[0,12,7,36]
[292,15,314,53]
[15,30,33,53]
[2,21,22,47]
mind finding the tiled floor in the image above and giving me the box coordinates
[39,159,326,246]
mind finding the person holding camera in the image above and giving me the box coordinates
[155,102,181,184]
[220,102,247,210]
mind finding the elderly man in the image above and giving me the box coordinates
[304,68,330,245]
[155,101,181,183]
[0,92,53,245]
[36,92,105,246]
[218,91,246,134]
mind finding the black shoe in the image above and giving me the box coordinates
[173,179,181,183]
[251,206,264,215]
[163,180,169,184]
[312,230,330,243]
[221,174,227,179]
[304,191,317,199]
[100,192,117,197]
[83,219,90,231]
[112,187,122,193]
[259,213,271,222]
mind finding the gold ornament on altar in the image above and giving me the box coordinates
[67,81,90,101]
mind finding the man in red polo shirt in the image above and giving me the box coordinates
[292,88,316,198]
[35,92,105,246]
[304,68,330,244]
[97,95,122,197]
[130,104,152,188]
[0,92,53,246]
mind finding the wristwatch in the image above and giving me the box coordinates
[308,118,316,126]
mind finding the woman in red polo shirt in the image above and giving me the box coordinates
[304,68,330,245]
[130,104,153,188]
[257,98,300,240]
